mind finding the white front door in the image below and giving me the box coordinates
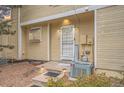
[60,25,74,60]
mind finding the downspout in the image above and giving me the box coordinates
[17,7,22,60]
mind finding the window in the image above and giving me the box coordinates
[29,27,42,43]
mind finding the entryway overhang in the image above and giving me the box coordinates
[20,5,111,26]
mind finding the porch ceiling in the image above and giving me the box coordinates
[22,11,94,29]
[48,11,94,24]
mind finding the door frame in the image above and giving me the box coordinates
[60,25,75,60]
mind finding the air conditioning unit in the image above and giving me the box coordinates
[29,27,42,43]
[70,62,93,78]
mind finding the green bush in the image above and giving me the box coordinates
[47,73,112,87]
[47,78,65,87]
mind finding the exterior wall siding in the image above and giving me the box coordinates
[0,8,18,59]
[9,8,18,59]
[20,5,86,23]
[21,7,94,62]
[50,12,94,61]
[22,24,49,60]
[96,6,124,71]
[50,23,61,61]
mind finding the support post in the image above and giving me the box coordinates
[47,23,50,61]
[17,7,22,60]
[94,10,97,68]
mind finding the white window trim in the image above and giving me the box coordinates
[29,27,42,42]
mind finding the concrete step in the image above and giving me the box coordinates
[32,71,64,87]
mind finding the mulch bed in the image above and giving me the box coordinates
[0,62,40,87]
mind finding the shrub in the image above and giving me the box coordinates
[72,73,111,87]
[47,73,112,87]
[47,78,64,87]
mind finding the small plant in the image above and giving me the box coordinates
[47,77,64,87]
[47,74,72,87]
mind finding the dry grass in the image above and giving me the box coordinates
[0,62,39,87]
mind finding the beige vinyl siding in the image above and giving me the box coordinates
[0,8,18,59]
[8,8,18,59]
[21,27,27,59]
[50,12,94,61]
[20,5,86,23]
[20,6,94,61]
[22,24,49,60]
[0,34,2,57]
[96,6,124,71]
[50,23,61,61]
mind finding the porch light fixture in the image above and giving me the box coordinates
[63,69,66,72]
[39,66,45,74]
[4,15,11,20]
[62,68,68,77]
[62,19,71,25]
[0,6,11,21]
[62,68,67,73]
